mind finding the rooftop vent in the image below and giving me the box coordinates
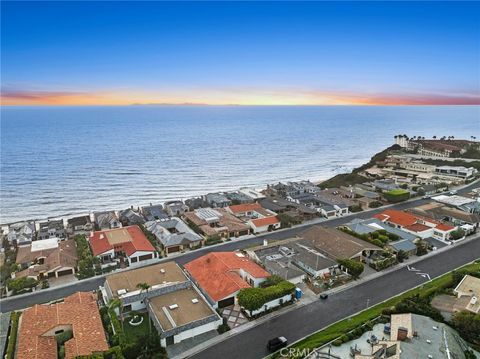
[235,253,245,257]
[100,234,104,239]
[426,339,432,344]
[117,289,127,295]
[191,298,199,304]
[169,304,178,310]
[432,326,438,331]
[160,268,166,274]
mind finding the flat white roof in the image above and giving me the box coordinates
[239,187,266,199]
[31,237,59,252]
[432,195,477,207]
[195,208,222,222]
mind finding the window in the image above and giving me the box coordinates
[131,257,138,263]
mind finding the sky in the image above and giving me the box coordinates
[1,1,479,106]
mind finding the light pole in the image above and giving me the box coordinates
[366,298,370,309]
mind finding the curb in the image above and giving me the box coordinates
[174,233,480,359]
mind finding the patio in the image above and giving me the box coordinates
[220,304,248,328]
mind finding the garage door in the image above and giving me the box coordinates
[168,246,180,253]
[57,269,74,277]
[218,296,234,308]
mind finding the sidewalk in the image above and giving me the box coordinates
[174,232,480,359]
[3,179,477,306]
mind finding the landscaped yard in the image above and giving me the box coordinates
[123,313,156,341]
[271,261,480,358]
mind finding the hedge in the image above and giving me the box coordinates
[384,189,410,203]
[75,346,125,359]
[339,227,384,248]
[238,280,296,312]
[108,306,127,346]
[6,312,20,359]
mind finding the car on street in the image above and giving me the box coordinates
[320,293,329,299]
[267,336,288,352]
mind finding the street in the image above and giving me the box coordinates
[0,196,435,312]
[189,237,480,359]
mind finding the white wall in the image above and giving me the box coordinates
[245,293,292,317]
[160,318,223,346]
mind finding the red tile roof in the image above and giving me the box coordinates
[89,225,155,257]
[374,210,417,227]
[251,216,280,227]
[374,209,455,232]
[405,223,431,233]
[436,223,455,231]
[184,252,270,302]
[17,292,109,359]
[228,203,263,214]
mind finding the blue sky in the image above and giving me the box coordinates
[1,1,479,105]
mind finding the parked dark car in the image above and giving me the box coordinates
[267,336,288,352]
[320,293,328,299]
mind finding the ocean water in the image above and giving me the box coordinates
[1,105,479,223]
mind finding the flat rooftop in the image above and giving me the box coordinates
[149,287,215,330]
[106,262,187,295]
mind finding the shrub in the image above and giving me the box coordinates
[416,241,428,256]
[7,276,38,293]
[450,229,465,240]
[369,201,383,208]
[6,312,20,359]
[452,311,480,346]
[56,330,73,345]
[337,259,364,279]
[238,280,295,312]
[384,189,410,203]
[205,234,223,246]
[349,205,363,213]
[217,318,230,334]
[278,213,301,228]
[332,339,343,346]
[260,275,284,288]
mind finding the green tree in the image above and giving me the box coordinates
[396,250,408,263]
[452,311,480,346]
[450,228,465,240]
[416,241,428,256]
[337,259,364,279]
[7,277,38,293]
[109,298,125,333]
[136,282,152,334]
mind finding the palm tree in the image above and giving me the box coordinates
[137,282,152,334]
[109,297,124,331]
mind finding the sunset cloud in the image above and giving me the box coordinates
[2,87,479,106]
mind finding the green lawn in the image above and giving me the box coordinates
[272,261,480,358]
[123,313,156,341]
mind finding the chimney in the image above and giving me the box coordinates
[397,327,408,341]
[263,239,268,247]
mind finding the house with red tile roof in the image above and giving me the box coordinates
[374,209,456,241]
[17,292,109,359]
[89,225,158,267]
[227,203,281,233]
[184,251,270,308]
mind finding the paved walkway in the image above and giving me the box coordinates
[221,305,248,328]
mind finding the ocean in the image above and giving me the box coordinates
[1,105,479,224]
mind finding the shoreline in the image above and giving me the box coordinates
[0,171,339,226]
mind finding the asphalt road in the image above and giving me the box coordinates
[0,182,477,316]
[190,237,480,359]
[0,197,433,313]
